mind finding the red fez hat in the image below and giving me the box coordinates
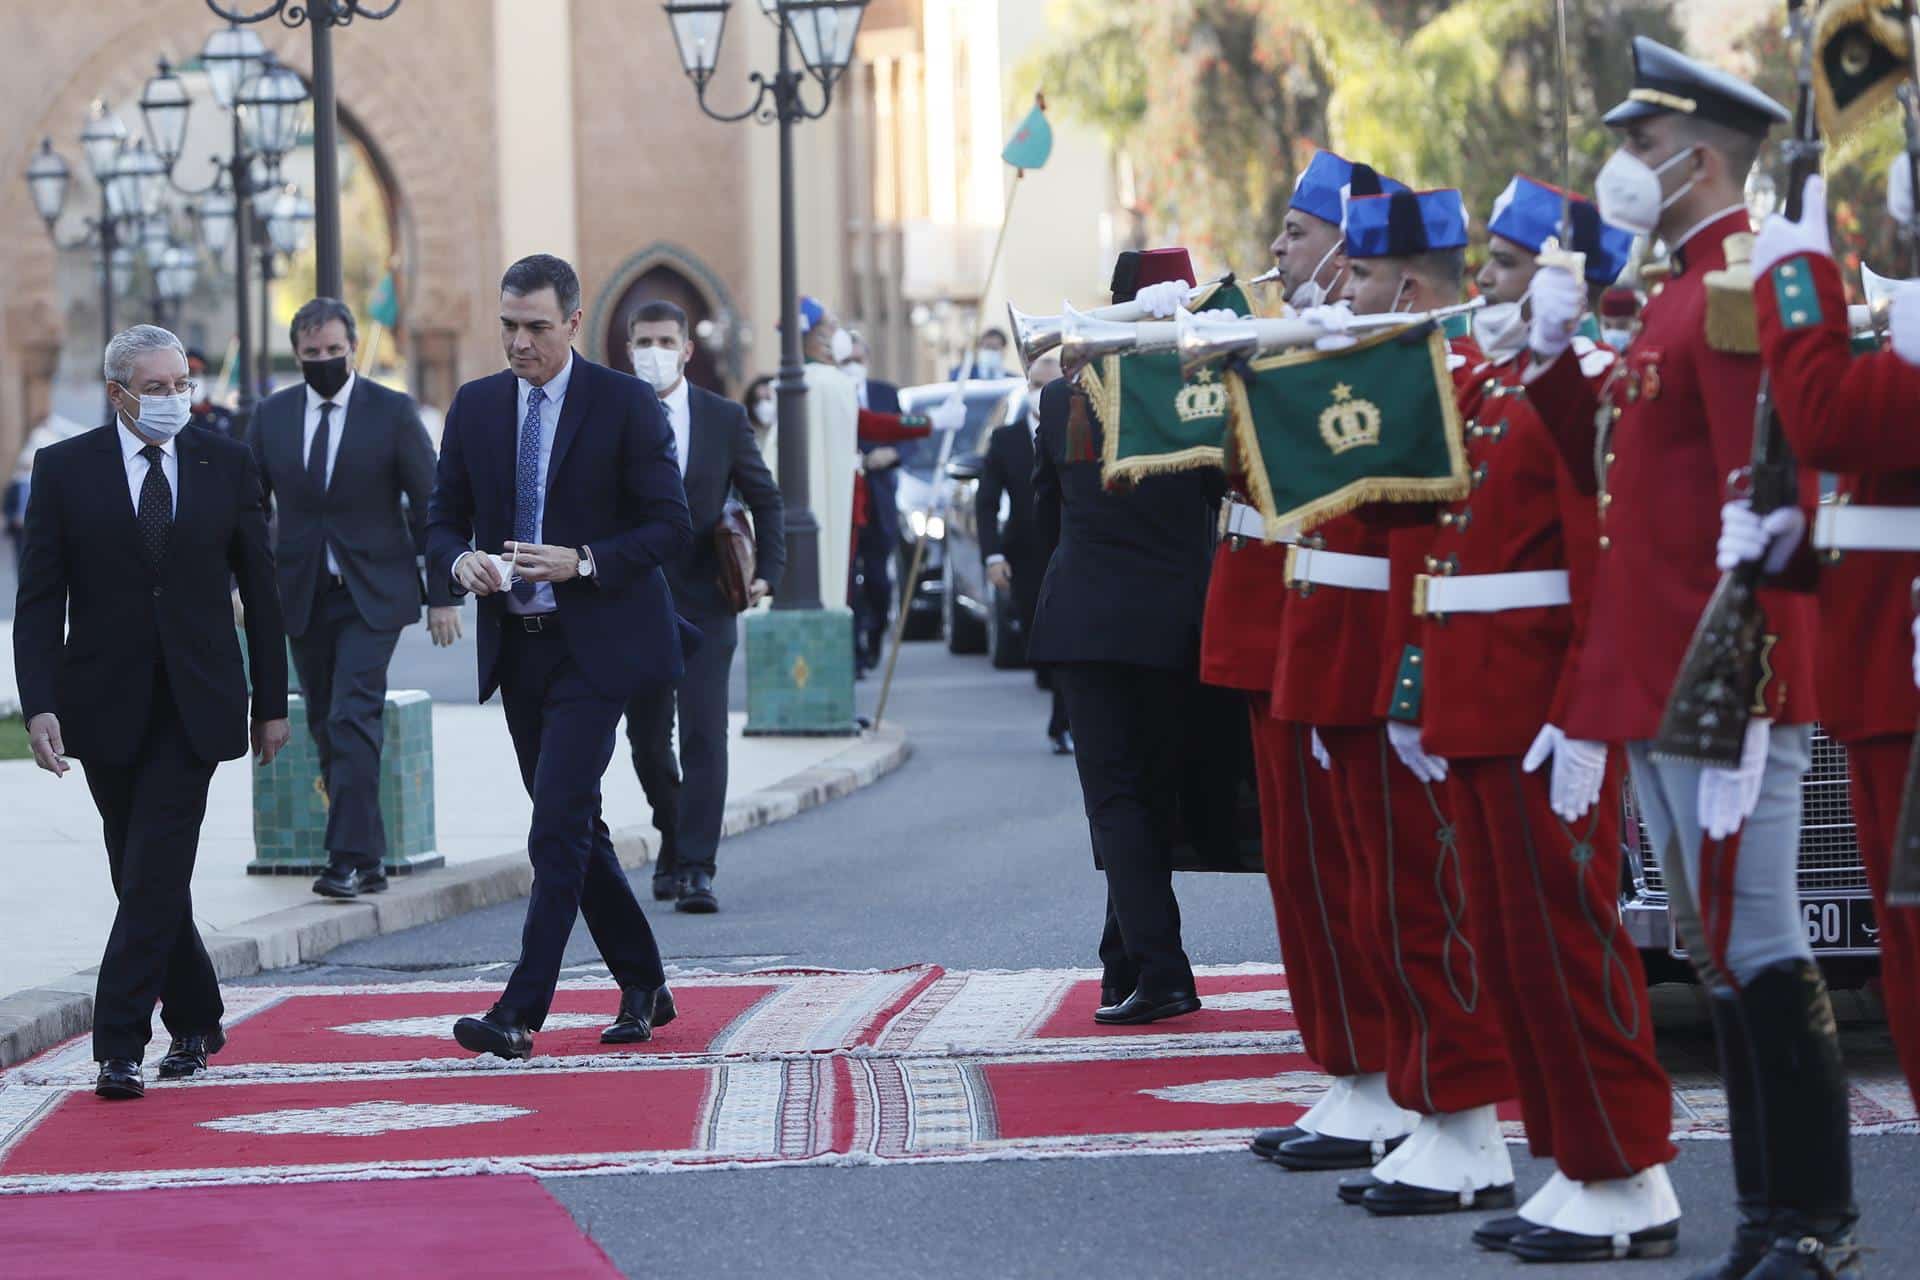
[1599,286,1639,319]
[1110,247,1196,304]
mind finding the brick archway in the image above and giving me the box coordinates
[588,244,744,392]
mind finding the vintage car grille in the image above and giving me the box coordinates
[1629,727,1869,897]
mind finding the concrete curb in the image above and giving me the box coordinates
[0,724,910,1068]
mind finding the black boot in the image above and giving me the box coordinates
[1687,993,1774,1280]
[1738,960,1860,1280]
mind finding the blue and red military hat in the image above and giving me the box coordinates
[1343,188,1469,260]
[1289,148,1409,228]
[1487,175,1637,288]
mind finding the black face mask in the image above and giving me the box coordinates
[301,355,351,399]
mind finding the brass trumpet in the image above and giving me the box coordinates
[1169,297,1487,376]
[1056,305,1180,365]
[1009,274,1233,366]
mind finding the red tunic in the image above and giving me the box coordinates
[1270,511,1392,726]
[1525,209,1822,740]
[1754,250,1920,744]
[1200,530,1291,692]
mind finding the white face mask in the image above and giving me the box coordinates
[1288,239,1345,309]
[753,398,775,428]
[1602,326,1635,351]
[1594,145,1699,238]
[122,387,192,440]
[840,361,868,384]
[829,328,854,364]
[629,346,682,390]
[1472,300,1529,363]
[976,348,1005,377]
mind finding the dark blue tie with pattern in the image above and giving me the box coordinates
[511,386,545,603]
[136,444,171,574]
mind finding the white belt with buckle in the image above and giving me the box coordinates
[1222,501,1298,543]
[1812,504,1920,553]
[1285,545,1390,592]
[1413,568,1571,617]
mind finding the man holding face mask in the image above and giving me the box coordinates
[248,298,460,900]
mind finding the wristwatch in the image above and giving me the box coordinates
[577,546,596,579]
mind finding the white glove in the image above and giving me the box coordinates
[1891,284,1920,368]
[1522,724,1609,823]
[1912,614,1920,691]
[1698,717,1772,841]
[1135,280,1191,319]
[1310,728,1331,772]
[1299,302,1357,352]
[1386,720,1448,783]
[1526,264,1586,363]
[1193,308,1239,323]
[1892,154,1915,232]
[1750,174,1832,277]
[928,393,967,433]
[1716,499,1807,574]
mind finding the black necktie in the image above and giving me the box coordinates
[308,401,334,493]
[135,444,171,572]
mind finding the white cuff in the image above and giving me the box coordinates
[986,554,1007,567]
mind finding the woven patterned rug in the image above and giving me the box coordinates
[1,964,1910,1193]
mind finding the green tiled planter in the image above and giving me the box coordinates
[743,607,858,736]
[248,688,444,875]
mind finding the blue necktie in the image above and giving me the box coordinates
[512,385,545,603]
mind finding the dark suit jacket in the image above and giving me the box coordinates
[1027,377,1221,671]
[426,355,694,702]
[669,384,786,619]
[250,375,453,637]
[976,417,1043,622]
[13,423,288,765]
[857,377,904,545]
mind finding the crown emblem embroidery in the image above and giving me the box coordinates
[1318,382,1382,455]
[1174,366,1228,424]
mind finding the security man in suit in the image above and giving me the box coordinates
[843,331,903,674]
[977,350,1070,752]
[428,255,693,1060]
[1030,247,1220,1027]
[1524,39,1856,1277]
[16,324,289,1100]
[624,299,784,914]
[1404,177,1681,1261]
[250,298,461,900]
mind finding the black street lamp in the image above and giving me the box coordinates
[204,0,403,301]
[662,0,870,614]
[252,182,315,390]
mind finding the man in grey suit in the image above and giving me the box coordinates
[625,300,784,913]
[250,298,460,899]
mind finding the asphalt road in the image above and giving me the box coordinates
[253,637,1919,1279]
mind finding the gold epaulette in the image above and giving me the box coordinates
[1703,232,1760,355]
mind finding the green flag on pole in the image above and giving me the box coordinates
[368,272,399,328]
[1001,92,1053,171]
[1228,324,1469,533]
[1080,282,1254,486]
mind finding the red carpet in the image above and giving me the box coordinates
[0,1175,620,1279]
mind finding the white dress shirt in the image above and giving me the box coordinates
[661,376,692,477]
[504,353,573,615]
[303,371,355,573]
[118,420,177,519]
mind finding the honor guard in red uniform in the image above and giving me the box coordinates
[1402,175,1682,1262]
[1276,185,1519,1217]
[1524,37,1858,1279]
[1743,167,1920,1103]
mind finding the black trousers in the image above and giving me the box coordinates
[82,666,223,1061]
[626,609,738,880]
[497,620,666,1027]
[288,579,402,873]
[1054,662,1194,996]
[851,531,894,667]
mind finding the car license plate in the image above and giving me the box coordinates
[1671,896,1879,956]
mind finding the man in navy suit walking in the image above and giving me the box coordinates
[427,255,694,1059]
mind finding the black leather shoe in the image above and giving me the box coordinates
[453,1006,533,1060]
[94,1059,145,1100]
[1250,1125,1306,1160]
[1093,987,1201,1025]
[1739,1218,1864,1279]
[652,872,683,902]
[601,986,676,1044]
[157,1026,228,1079]
[1050,731,1075,756]
[358,870,390,894]
[1362,1180,1516,1217]
[1508,1220,1681,1264]
[1472,1213,1537,1251]
[677,871,719,914]
[1339,1174,1382,1205]
[313,867,361,899]
[1272,1132,1393,1172]
[1686,1205,1775,1280]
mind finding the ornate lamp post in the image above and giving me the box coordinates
[252,182,315,388]
[204,0,403,300]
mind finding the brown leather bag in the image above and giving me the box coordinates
[714,498,757,613]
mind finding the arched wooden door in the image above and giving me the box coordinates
[603,265,721,393]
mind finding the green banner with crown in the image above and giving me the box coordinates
[1227,324,1468,533]
[1079,282,1253,486]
